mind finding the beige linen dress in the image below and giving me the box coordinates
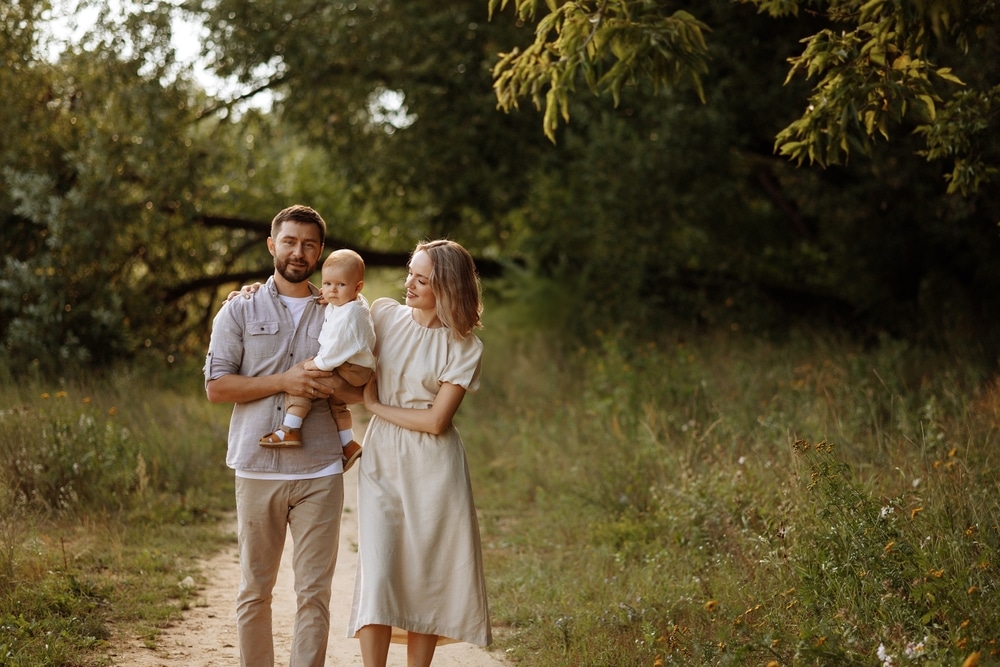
[348,297,492,647]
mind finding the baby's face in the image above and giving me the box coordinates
[320,265,362,306]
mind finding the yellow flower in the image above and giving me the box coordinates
[653,657,663,667]
[766,661,780,667]
[704,600,719,612]
[82,396,92,403]
[108,406,118,416]
[929,568,945,578]
[910,507,924,519]
[968,586,979,595]
[949,447,958,457]
[40,393,51,399]
[55,391,68,398]
[961,649,979,666]
[884,541,895,553]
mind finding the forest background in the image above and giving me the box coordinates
[2,0,1000,665]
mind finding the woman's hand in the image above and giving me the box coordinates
[223,281,265,303]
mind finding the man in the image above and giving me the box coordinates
[204,204,362,666]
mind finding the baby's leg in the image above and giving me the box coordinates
[258,394,312,447]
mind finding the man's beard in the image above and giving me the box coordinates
[275,255,317,283]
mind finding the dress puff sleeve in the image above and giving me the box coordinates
[441,335,483,393]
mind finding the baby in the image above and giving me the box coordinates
[259,249,376,471]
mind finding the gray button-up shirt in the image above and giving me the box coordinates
[204,277,342,474]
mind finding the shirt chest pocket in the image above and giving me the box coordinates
[246,320,282,359]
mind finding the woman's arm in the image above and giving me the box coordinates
[362,378,467,435]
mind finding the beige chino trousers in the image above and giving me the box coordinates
[235,475,344,667]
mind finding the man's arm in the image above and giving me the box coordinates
[207,361,335,404]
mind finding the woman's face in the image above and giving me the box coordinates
[404,250,436,312]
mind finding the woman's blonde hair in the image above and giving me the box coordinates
[413,240,483,340]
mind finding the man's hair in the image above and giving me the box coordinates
[323,248,366,284]
[270,204,327,241]
[413,239,482,340]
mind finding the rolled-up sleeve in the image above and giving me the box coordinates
[204,302,244,384]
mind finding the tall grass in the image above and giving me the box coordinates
[0,358,235,666]
[3,308,999,666]
[463,325,1000,666]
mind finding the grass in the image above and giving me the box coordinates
[463,325,1000,666]
[0,360,235,666]
[2,315,999,666]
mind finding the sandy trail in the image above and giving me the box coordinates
[111,468,509,666]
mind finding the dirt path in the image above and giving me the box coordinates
[111,469,510,666]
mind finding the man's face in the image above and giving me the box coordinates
[268,221,323,284]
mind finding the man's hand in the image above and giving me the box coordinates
[286,360,336,399]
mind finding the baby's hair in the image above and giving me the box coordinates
[324,248,366,284]
[413,240,482,340]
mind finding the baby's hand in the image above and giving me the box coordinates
[223,282,264,303]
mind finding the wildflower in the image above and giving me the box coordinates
[928,568,944,578]
[108,406,118,415]
[880,506,895,519]
[912,477,921,488]
[949,447,958,458]
[766,662,779,667]
[40,392,51,399]
[815,636,826,647]
[968,586,979,595]
[884,541,895,553]
[55,391,68,398]
[962,652,981,667]
[877,642,895,666]
[910,507,923,519]
[961,619,970,629]
[82,397,92,403]
[653,657,663,667]
[704,600,719,612]
[904,638,928,658]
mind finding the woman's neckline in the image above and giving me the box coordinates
[408,306,443,329]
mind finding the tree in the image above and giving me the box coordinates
[189,0,552,252]
[491,0,1000,196]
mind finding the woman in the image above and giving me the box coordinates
[349,239,492,667]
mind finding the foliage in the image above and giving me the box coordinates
[504,27,1000,358]
[490,0,710,141]
[0,360,234,666]
[465,320,1000,665]
[4,0,1000,379]
[189,0,552,250]
[491,0,1000,195]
